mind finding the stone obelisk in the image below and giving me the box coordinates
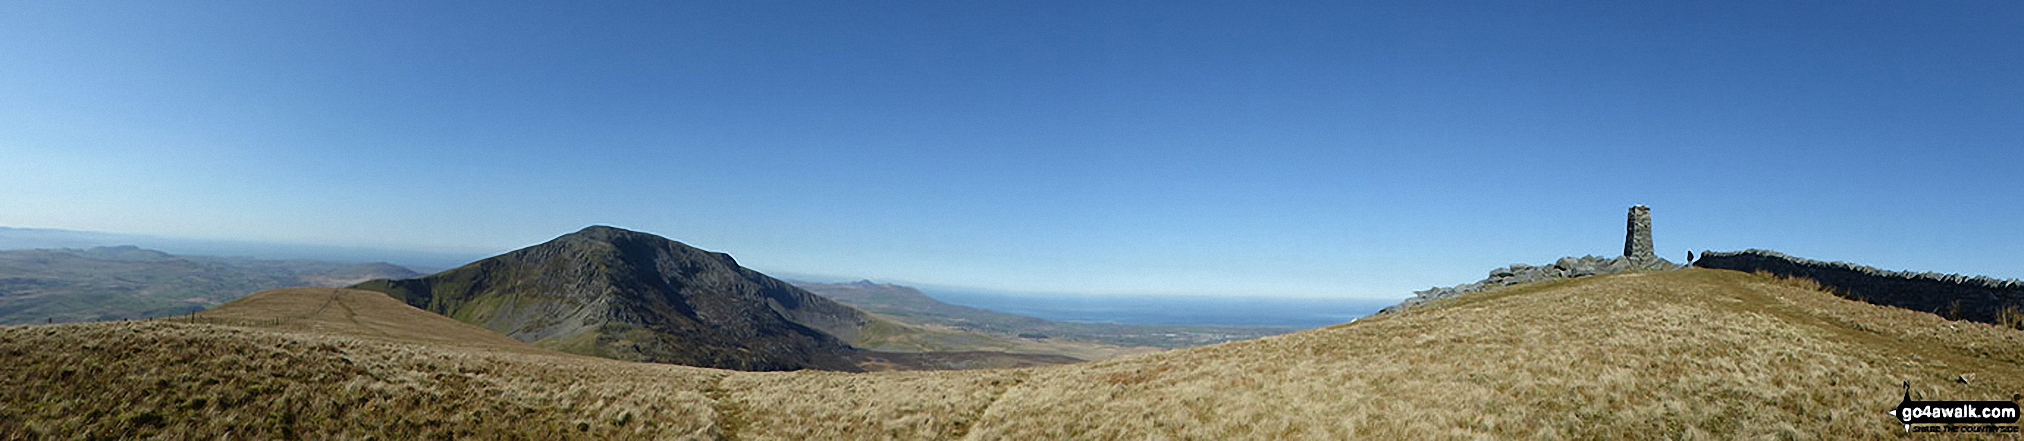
[1624,205,1655,261]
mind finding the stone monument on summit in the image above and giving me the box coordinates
[1378,204,1679,315]
[1624,205,1655,262]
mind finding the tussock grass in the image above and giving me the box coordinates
[2000,305,2024,332]
[5,270,2022,439]
[722,370,1026,440]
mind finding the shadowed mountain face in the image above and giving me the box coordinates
[352,226,871,371]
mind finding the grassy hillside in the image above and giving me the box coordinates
[194,287,544,352]
[964,269,2023,438]
[0,316,727,439]
[6,269,2020,438]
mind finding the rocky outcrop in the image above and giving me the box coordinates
[1380,255,1679,314]
[1693,249,2024,324]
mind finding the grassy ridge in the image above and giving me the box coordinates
[5,269,2021,438]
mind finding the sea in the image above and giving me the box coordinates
[920,289,1399,329]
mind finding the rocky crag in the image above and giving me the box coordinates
[1693,249,2024,325]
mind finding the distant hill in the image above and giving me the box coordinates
[798,280,1296,349]
[351,226,869,371]
[0,246,420,324]
[9,268,2019,438]
[349,226,1081,371]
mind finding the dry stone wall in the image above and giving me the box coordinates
[1693,249,2024,324]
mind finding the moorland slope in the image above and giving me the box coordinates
[5,268,2020,439]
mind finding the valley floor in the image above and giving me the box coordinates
[4,269,2021,439]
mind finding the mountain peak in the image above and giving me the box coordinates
[555,225,667,245]
[568,224,639,237]
[547,225,737,268]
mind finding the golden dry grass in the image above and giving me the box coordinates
[0,321,726,439]
[194,287,545,353]
[5,269,2021,439]
[964,270,2024,439]
[2000,305,2024,332]
[720,370,1027,440]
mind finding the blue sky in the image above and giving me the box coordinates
[1,1,2018,299]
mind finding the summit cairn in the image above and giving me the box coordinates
[1380,205,1679,314]
[1624,205,1655,262]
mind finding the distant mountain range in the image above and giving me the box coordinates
[0,246,420,324]
[0,226,480,270]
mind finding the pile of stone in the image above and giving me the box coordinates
[1378,255,1679,314]
[1377,205,1685,315]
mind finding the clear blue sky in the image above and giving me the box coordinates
[1,1,2018,299]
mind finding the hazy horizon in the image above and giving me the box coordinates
[4,1,2018,299]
